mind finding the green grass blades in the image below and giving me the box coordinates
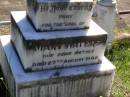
[105,39,130,97]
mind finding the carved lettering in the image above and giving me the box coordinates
[31,42,101,67]
[39,3,93,12]
[75,50,94,55]
[32,55,98,67]
[43,54,54,58]
[59,15,73,19]
[57,52,72,56]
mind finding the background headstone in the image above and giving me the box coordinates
[93,0,117,47]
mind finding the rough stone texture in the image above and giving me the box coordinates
[11,11,107,72]
[26,0,96,31]
[0,35,115,97]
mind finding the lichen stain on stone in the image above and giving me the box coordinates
[18,73,113,97]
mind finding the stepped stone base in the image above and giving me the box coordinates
[0,35,115,97]
[11,11,107,72]
[26,0,96,31]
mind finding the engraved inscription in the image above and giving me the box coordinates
[32,56,98,67]
[59,15,73,19]
[39,3,93,12]
[41,22,77,28]
[31,42,101,67]
[27,1,94,31]
[57,52,72,56]
[43,54,54,58]
[38,2,93,29]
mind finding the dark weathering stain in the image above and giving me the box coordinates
[27,0,39,13]
[11,13,106,51]
[24,35,107,50]
[18,71,113,89]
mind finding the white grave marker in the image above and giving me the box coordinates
[11,11,107,72]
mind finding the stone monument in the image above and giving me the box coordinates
[93,0,117,46]
[0,0,115,97]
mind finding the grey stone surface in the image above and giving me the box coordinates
[26,0,96,31]
[11,11,107,72]
[93,0,117,45]
[0,35,115,97]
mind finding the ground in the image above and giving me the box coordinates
[0,0,25,21]
[0,0,130,22]
[117,0,130,24]
[0,0,130,30]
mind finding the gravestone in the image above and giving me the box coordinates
[0,0,116,97]
[93,0,117,45]
[11,11,107,72]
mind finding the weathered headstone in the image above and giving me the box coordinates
[26,0,96,31]
[93,0,117,45]
[0,35,115,97]
[11,11,107,72]
[0,0,116,97]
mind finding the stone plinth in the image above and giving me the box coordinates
[26,0,96,31]
[11,11,107,72]
[0,35,115,97]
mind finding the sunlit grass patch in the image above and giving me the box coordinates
[105,39,130,97]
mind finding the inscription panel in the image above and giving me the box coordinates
[12,25,106,71]
[31,42,100,69]
[15,28,105,71]
[26,0,96,31]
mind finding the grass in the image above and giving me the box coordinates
[107,17,130,97]
[114,16,130,34]
[114,24,130,34]
[0,67,10,97]
[105,39,130,97]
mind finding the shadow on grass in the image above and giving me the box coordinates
[0,67,10,97]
